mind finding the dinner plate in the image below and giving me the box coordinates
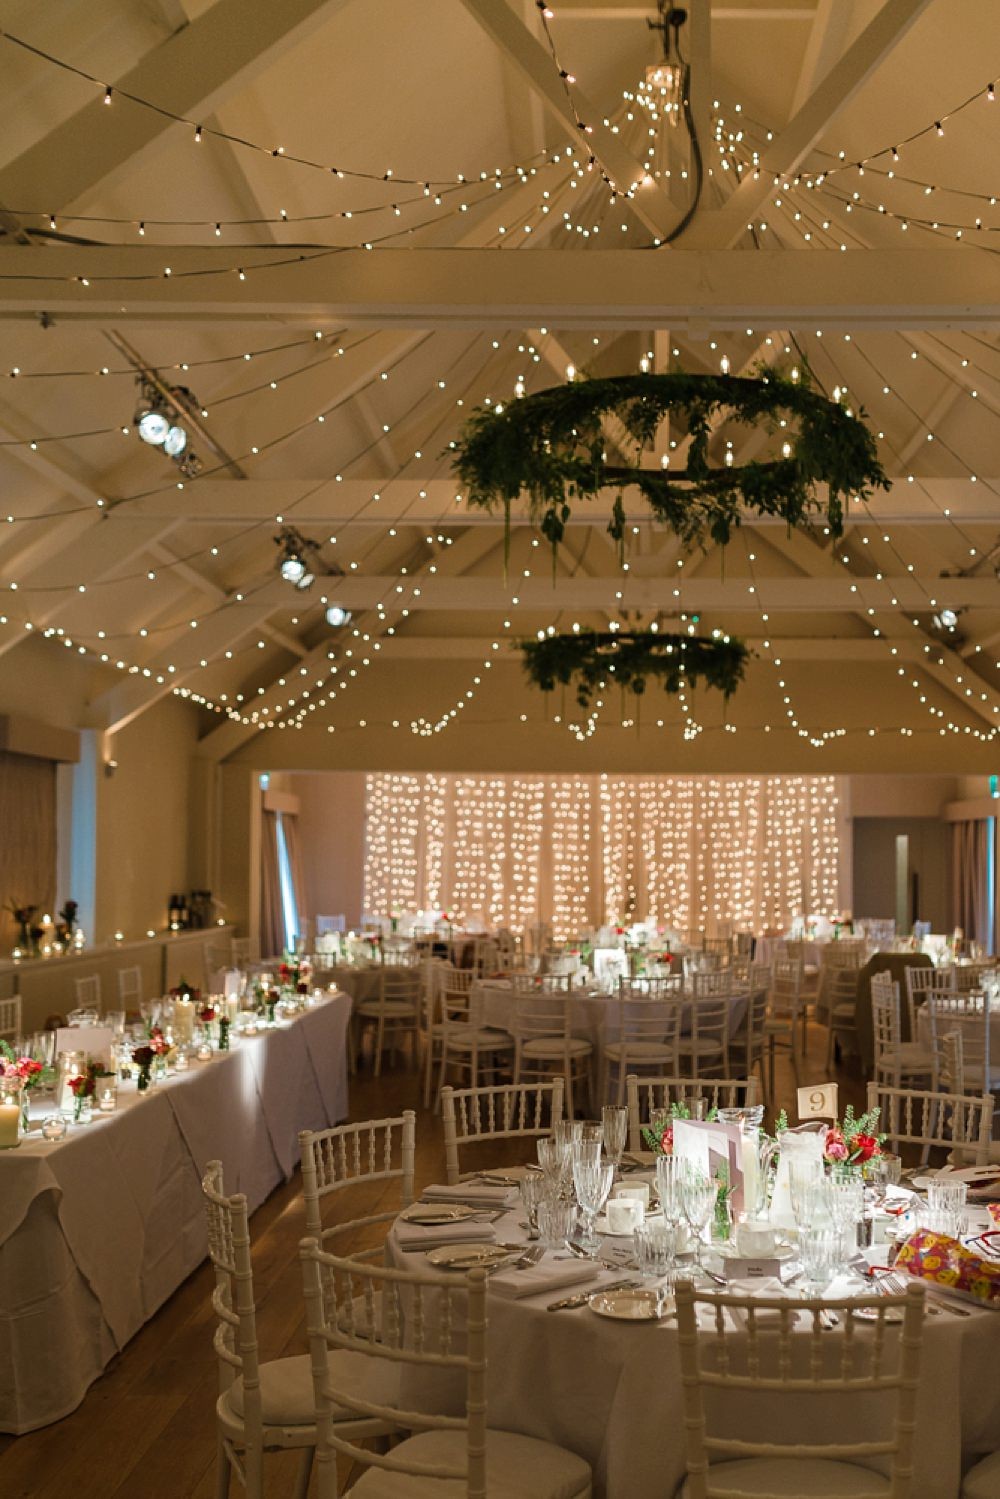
[425,1243,515,1269]
[852,1304,904,1324]
[588,1288,673,1321]
[716,1240,796,1263]
[400,1204,483,1226]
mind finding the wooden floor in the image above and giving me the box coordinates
[0,1023,865,1498]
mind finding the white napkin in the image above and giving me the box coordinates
[422,1182,517,1208]
[489,1258,598,1300]
[725,1277,798,1325]
[396,1220,498,1253]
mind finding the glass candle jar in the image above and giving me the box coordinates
[57,1051,86,1121]
[0,1076,24,1148]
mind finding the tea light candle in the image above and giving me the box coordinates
[173,1050,189,1072]
[196,1042,213,1062]
[42,1115,67,1141]
[243,1020,258,1037]
[98,1087,116,1114]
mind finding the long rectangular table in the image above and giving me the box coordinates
[0,993,351,1433]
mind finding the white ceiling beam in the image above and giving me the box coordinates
[789,0,853,114]
[896,379,966,468]
[251,574,1000,613]
[145,541,308,658]
[455,0,681,240]
[0,247,994,328]
[0,0,356,214]
[682,0,935,249]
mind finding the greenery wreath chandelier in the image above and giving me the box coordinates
[523,628,748,709]
[452,364,888,561]
[452,364,887,710]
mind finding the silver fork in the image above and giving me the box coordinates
[490,1244,545,1274]
[878,1268,964,1315]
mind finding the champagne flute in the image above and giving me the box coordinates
[680,1169,716,1277]
[602,1105,629,1178]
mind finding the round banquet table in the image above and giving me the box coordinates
[388,1183,1000,1499]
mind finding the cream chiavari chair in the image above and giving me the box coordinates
[955,962,999,993]
[871,973,938,1090]
[431,969,514,1111]
[673,991,733,1080]
[116,965,142,1008]
[926,990,998,1092]
[300,1112,416,1344]
[352,967,421,1077]
[760,956,803,1102]
[202,1162,396,1499]
[674,1276,926,1499]
[73,973,101,1011]
[905,963,952,1027]
[866,1081,992,1165]
[299,1242,593,1499]
[441,1080,564,1183]
[511,992,593,1119]
[601,989,681,1103]
[736,965,771,1091]
[419,957,450,1108]
[0,993,21,1042]
[625,1074,759,1153]
[691,969,735,999]
[823,965,860,1072]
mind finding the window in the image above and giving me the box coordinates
[274,811,300,953]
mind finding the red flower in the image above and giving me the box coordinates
[132,1045,154,1068]
[278,963,291,981]
[198,1005,216,1024]
[296,981,308,995]
[148,1026,169,1056]
[851,1134,881,1164]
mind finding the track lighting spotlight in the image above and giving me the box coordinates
[325,603,351,628]
[274,527,321,591]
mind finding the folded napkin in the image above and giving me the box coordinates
[395,1220,498,1253]
[422,1182,518,1208]
[488,1258,598,1300]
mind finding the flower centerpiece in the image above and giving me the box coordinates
[68,1061,107,1123]
[0,1040,51,1133]
[131,1044,155,1092]
[822,1104,884,1166]
[56,899,79,945]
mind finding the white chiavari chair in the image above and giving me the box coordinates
[511,992,593,1119]
[117,965,142,1008]
[955,962,999,993]
[0,993,21,1042]
[926,990,998,1092]
[905,962,952,1018]
[315,914,346,935]
[760,956,803,1101]
[441,1080,564,1183]
[815,939,866,1034]
[673,992,733,1080]
[202,1162,396,1499]
[866,1080,992,1165]
[625,1074,759,1153]
[674,1276,926,1499]
[352,967,421,1077]
[299,1242,593,1499]
[73,974,101,1011]
[419,957,449,1108]
[430,970,514,1111]
[871,972,938,1090]
[823,965,860,1072]
[601,989,681,1103]
[691,969,734,999]
[782,937,819,1009]
[736,964,771,1091]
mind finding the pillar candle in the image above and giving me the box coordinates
[0,1100,21,1148]
[172,999,195,1045]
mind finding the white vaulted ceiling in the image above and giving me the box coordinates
[0,0,999,773]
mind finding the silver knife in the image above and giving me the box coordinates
[547,1278,638,1311]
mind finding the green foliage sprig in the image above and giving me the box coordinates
[522,629,748,709]
[452,365,888,560]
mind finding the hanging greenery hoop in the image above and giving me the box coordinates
[452,366,888,563]
[522,629,749,710]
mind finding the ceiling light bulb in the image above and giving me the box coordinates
[295,570,315,591]
[280,555,306,584]
[162,423,187,457]
[137,409,169,445]
[326,604,351,628]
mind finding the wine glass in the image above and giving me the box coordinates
[788,1159,824,1234]
[602,1105,629,1178]
[537,1138,572,1197]
[634,1221,678,1314]
[554,1118,583,1150]
[680,1169,717,1277]
[537,1197,576,1250]
[520,1172,545,1239]
[827,1172,865,1271]
[572,1160,614,1257]
[656,1155,686,1234]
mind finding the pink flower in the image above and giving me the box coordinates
[824,1127,849,1162]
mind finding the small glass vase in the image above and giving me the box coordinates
[217,1018,230,1052]
[136,1062,152,1093]
[73,1092,93,1125]
[0,1076,24,1148]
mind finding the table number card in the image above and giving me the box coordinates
[797,1083,839,1121]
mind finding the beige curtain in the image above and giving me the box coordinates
[259,809,284,959]
[0,751,56,949]
[951,819,990,946]
[281,812,307,943]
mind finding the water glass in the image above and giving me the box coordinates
[656,1155,686,1231]
[788,1159,824,1229]
[634,1221,677,1303]
[799,1226,840,1293]
[572,1160,614,1256]
[862,1153,901,1208]
[927,1179,968,1218]
[578,1120,605,1146]
[571,1138,603,1170]
[602,1105,628,1174]
[554,1119,584,1149]
[827,1173,865,1264]
[537,1197,576,1250]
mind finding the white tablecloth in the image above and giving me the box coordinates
[316,963,421,1007]
[389,1194,1000,1498]
[0,994,351,1433]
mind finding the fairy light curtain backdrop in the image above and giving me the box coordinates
[363,773,842,939]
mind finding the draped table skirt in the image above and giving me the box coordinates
[0,993,351,1433]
